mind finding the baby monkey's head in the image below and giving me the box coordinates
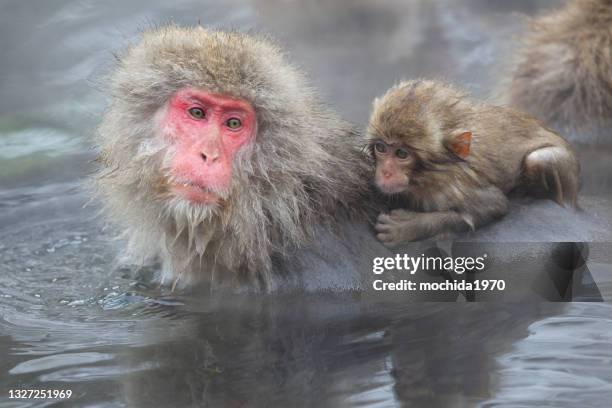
[366,80,472,195]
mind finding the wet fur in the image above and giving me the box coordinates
[504,0,612,139]
[367,80,580,245]
[94,26,371,289]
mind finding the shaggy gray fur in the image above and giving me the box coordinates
[95,26,371,289]
[505,0,612,142]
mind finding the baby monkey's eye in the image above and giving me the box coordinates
[374,142,387,153]
[226,118,242,129]
[188,107,205,119]
[395,148,409,159]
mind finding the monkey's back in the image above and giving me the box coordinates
[507,0,612,133]
[466,105,577,193]
[403,80,574,193]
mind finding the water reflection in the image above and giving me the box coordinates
[118,300,565,407]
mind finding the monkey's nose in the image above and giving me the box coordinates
[201,152,219,163]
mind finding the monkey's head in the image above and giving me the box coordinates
[366,80,472,195]
[95,26,365,285]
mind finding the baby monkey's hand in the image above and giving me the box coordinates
[375,210,429,247]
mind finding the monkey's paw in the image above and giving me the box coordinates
[375,211,424,247]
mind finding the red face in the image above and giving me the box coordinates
[372,141,414,194]
[159,88,256,205]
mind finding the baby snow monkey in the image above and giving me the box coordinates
[367,80,580,247]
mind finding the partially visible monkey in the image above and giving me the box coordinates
[95,26,371,289]
[504,0,612,139]
[367,80,580,247]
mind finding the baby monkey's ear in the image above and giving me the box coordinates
[446,131,472,159]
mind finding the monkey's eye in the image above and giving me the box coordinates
[374,142,387,153]
[226,118,242,130]
[188,107,206,120]
[395,148,409,159]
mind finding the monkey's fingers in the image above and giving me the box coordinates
[377,213,394,224]
[375,221,392,232]
[376,233,400,248]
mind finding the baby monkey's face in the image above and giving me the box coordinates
[371,140,415,194]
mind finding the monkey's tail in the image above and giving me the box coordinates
[524,146,581,209]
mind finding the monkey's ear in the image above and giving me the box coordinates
[447,131,472,159]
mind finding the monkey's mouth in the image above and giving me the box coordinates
[170,181,223,205]
[376,181,409,195]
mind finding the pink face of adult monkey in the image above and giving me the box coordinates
[161,89,257,205]
[95,26,369,289]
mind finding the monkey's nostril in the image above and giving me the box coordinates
[201,152,220,163]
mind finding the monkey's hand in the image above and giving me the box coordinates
[375,210,431,247]
[375,209,472,247]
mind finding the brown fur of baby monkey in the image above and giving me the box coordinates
[506,0,612,137]
[367,80,580,247]
[94,26,372,290]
